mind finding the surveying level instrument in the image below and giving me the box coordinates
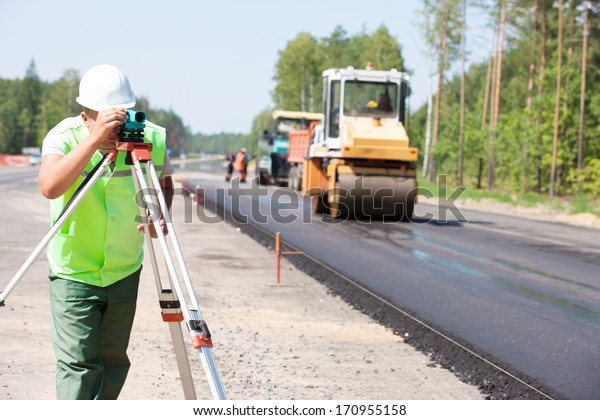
[0,115,227,400]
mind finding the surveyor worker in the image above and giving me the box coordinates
[39,64,174,400]
[234,147,248,183]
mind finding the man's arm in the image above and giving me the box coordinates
[39,109,126,199]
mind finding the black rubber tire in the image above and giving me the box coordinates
[258,171,270,185]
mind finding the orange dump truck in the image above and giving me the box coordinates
[286,121,321,191]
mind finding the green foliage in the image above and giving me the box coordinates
[188,132,252,156]
[514,192,546,208]
[570,192,600,217]
[321,26,350,68]
[0,59,45,153]
[250,109,275,147]
[4,1,598,213]
[39,69,80,144]
[270,24,407,116]
[273,32,323,112]
[572,158,600,196]
[11,3,592,209]
[0,79,20,153]
[0,65,195,156]
[412,0,600,207]
[144,106,191,155]
[360,25,405,71]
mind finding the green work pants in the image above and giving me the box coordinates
[49,268,141,400]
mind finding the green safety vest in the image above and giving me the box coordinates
[46,117,166,287]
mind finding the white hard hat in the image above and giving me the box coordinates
[76,64,136,111]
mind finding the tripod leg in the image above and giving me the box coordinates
[132,162,227,399]
[143,161,227,400]
[168,322,197,400]
[131,168,197,400]
[1,154,115,306]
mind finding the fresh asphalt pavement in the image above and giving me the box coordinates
[181,167,600,400]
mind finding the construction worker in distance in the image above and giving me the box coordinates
[38,64,174,400]
[234,147,248,183]
[224,151,235,181]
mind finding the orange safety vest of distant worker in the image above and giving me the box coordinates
[234,148,248,182]
[234,149,247,171]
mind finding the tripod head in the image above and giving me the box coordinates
[119,110,146,142]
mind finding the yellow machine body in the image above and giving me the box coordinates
[300,67,418,220]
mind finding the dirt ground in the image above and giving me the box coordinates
[0,169,485,400]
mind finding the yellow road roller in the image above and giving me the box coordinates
[296,66,418,220]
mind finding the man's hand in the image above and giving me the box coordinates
[137,215,168,239]
[89,108,127,150]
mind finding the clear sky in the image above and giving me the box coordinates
[0,0,491,135]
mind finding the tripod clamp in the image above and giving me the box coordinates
[159,288,213,348]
